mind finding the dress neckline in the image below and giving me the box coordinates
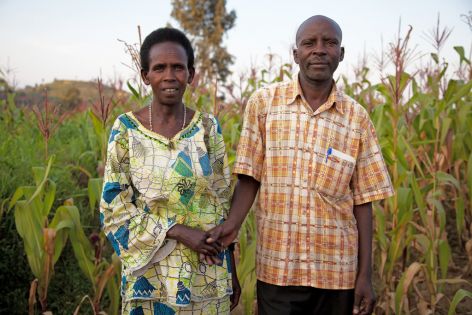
[127,110,200,143]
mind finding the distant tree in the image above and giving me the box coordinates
[171,0,236,83]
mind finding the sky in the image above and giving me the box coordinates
[0,0,470,88]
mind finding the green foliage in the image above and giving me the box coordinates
[237,211,257,315]
[9,156,82,313]
[0,76,122,313]
[344,38,472,314]
[448,289,472,315]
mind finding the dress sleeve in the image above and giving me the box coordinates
[100,115,176,276]
[208,116,231,217]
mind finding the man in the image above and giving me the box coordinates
[207,15,394,315]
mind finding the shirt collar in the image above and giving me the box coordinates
[286,74,344,115]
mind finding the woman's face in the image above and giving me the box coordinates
[141,41,195,106]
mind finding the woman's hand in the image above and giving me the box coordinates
[166,224,223,256]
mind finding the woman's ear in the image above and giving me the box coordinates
[141,69,150,85]
[188,67,195,84]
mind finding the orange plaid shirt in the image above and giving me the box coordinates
[233,75,394,289]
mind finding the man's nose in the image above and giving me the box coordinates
[311,41,327,55]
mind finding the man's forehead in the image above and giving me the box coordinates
[296,16,342,42]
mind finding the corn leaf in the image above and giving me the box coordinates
[88,177,103,216]
[14,201,43,278]
[438,239,451,280]
[27,156,54,205]
[395,262,423,314]
[448,289,472,315]
[8,186,24,210]
[453,46,471,65]
[42,179,56,218]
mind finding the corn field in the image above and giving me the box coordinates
[1,23,471,314]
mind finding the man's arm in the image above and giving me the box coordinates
[206,174,260,246]
[353,202,376,315]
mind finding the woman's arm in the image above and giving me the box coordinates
[100,116,177,275]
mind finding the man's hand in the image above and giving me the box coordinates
[167,224,223,256]
[229,250,241,311]
[198,221,239,265]
[201,204,243,265]
[353,202,375,314]
[206,220,239,247]
[353,275,376,315]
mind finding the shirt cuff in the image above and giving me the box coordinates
[353,186,394,205]
[232,165,261,182]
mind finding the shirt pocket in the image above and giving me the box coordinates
[314,146,356,199]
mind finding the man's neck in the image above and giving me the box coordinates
[298,74,334,112]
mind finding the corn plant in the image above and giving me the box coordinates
[31,90,68,160]
[57,201,121,315]
[8,156,79,314]
[89,78,119,176]
[236,210,257,314]
[344,20,472,314]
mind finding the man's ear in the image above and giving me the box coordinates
[141,69,150,85]
[293,47,300,65]
[188,67,195,84]
[340,47,345,62]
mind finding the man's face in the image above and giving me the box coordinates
[293,18,344,84]
[141,41,195,106]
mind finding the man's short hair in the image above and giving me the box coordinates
[140,27,195,71]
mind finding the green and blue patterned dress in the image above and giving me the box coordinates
[100,111,233,314]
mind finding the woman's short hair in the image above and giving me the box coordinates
[140,27,195,72]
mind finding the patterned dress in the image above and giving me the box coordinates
[100,111,233,314]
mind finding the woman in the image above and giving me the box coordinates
[100,27,240,314]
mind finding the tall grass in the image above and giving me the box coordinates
[342,21,472,314]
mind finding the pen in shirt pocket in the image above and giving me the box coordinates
[325,147,332,163]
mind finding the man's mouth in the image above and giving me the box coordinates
[309,63,328,66]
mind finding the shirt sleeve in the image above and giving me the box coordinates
[232,90,266,181]
[100,115,176,276]
[350,114,394,205]
[208,116,232,217]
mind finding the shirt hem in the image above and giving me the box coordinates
[256,276,355,290]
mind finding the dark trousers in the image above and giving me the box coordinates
[257,280,355,315]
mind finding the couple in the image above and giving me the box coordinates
[100,15,394,315]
